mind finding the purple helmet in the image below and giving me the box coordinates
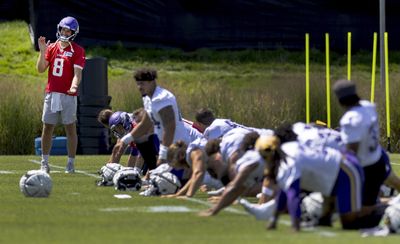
[109,111,133,138]
[56,16,79,42]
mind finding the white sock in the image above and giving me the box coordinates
[239,199,277,221]
[42,155,49,164]
[68,157,75,164]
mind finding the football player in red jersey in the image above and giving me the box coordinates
[36,16,85,174]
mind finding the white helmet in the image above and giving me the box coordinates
[300,192,323,227]
[113,167,142,191]
[383,203,400,233]
[140,172,181,196]
[19,170,52,197]
[97,163,122,186]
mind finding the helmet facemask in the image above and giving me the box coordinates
[109,112,133,138]
[56,16,79,43]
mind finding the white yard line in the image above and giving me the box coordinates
[185,197,247,215]
[29,159,101,178]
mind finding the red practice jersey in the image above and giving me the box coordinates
[45,41,85,96]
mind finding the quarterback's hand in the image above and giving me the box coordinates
[38,36,50,52]
[67,85,78,94]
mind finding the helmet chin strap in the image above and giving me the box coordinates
[56,38,75,53]
[56,31,76,52]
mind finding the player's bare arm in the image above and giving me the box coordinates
[67,67,82,94]
[109,139,128,163]
[157,105,176,165]
[36,36,50,73]
[200,163,256,216]
[186,149,206,197]
[159,105,176,147]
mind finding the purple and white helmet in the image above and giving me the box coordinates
[109,111,133,138]
[56,16,79,42]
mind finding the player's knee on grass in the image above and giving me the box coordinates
[340,208,385,230]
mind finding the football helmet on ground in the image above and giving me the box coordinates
[140,172,181,196]
[300,192,323,227]
[113,167,142,191]
[19,170,52,197]
[97,163,122,186]
[383,203,400,233]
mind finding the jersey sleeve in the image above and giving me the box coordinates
[44,43,55,62]
[151,98,174,115]
[73,46,86,69]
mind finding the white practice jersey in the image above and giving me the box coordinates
[235,150,265,188]
[292,122,343,150]
[204,118,252,140]
[219,127,253,164]
[143,86,200,145]
[276,142,341,196]
[339,100,381,167]
[184,122,203,144]
[185,137,208,167]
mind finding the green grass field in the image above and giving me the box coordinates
[2,20,400,243]
[1,155,400,243]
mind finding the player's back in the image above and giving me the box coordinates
[293,122,343,150]
[340,100,381,166]
[204,118,250,140]
[278,142,341,195]
[220,127,253,164]
[185,137,208,167]
[235,150,265,188]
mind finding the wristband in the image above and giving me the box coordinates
[262,186,274,197]
[121,133,134,145]
[158,144,168,160]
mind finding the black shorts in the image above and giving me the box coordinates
[362,150,391,206]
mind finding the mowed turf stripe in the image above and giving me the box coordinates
[28,158,337,236]
[29,159,101,178]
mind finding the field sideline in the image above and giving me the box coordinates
[1,155,400,243]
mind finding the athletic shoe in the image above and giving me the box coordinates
[40,161,50,173]
[239,198,276,221]
[65,162,75,174]
[389,194,400,206]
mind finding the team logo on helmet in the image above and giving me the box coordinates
[56,16,79,42]
[109,111,133,138]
